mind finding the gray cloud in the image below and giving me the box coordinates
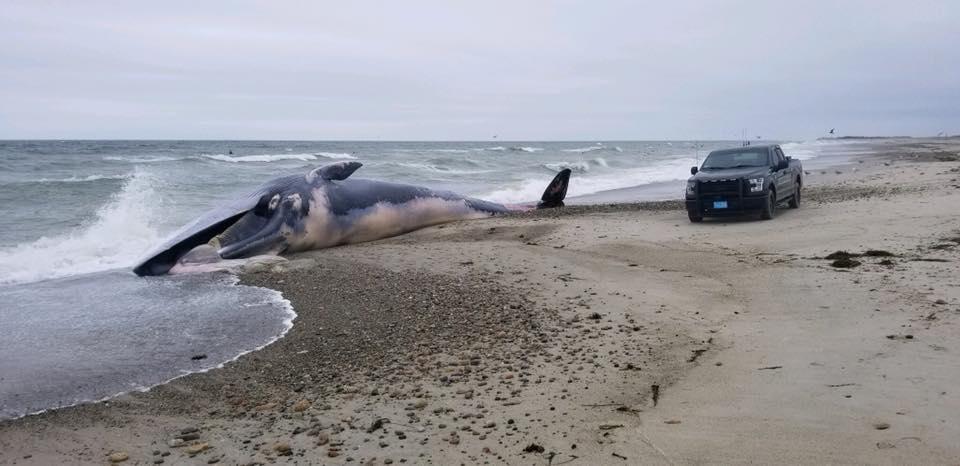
[2,0,958,139]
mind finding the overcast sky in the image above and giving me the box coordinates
[1,1,957,140]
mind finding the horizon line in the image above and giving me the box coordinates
[0,137,890,143]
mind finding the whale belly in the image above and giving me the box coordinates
[286,194,492,253]
[340,197,491,244]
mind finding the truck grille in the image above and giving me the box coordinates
[698,179,742,196]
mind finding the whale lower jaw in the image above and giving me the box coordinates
[168,254,287,275]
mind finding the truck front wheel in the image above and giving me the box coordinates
[760,189,776,220]
[688,211,703,223]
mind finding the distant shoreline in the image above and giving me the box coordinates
[817,135,959,140]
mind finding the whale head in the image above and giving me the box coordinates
[214,191,306,259]
[132,161,362,276]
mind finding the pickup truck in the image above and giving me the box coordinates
[685,144,803,222]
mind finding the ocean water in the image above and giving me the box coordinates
[0,139,852,419]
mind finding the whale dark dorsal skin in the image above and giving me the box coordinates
[133,162,571,276]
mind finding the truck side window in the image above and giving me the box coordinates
[774,148,785,167]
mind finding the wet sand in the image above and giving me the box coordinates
[1,139,959,465]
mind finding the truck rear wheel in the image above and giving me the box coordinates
[760,189,776,220]
[788,182,801,208]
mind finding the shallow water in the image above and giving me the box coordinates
[0,271,293,420]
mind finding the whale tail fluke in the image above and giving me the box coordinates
[537,168,572,209]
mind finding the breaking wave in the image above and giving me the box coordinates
[103,155,184,163]
[779,142,820,160]
[379,161,492,176]
[0,170,165,285]
[562,145,623,153]
[510,146,544,153]
[25,174,132,184]
[542,157,609,173]
[478,156,695,204]
[201,152,356,163]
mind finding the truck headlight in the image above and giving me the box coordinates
[685,181,696,196]
[748,178,764,193]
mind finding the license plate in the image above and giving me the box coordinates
[713,200,728,209]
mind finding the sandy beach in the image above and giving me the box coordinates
[1,139,958,465]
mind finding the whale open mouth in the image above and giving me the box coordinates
[214,192,302,259]
[132,192,305,276]
[215,210,288,259]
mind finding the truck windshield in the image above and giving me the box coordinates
[701,150,768,169]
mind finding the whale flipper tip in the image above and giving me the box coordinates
[537,168,571,209]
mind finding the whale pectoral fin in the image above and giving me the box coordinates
[537,168,572,209]
[307,161,363,183]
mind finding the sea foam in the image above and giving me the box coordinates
[0,170,164,285]
[201,152,356,163]
[28,174,131,184]
[479,156,695,204]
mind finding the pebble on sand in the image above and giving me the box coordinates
[317,432,330,446]
[185,443,209,455]
[109,451,129,463]
[254,402,277,412]
[292,399,311,412]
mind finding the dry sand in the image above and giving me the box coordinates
[1,139,958,465]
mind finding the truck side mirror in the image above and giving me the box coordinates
[777,160,788,170]
[690,166,698,175]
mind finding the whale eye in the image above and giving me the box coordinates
[253,194,281,217]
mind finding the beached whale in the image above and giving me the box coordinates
[133,161,571,276]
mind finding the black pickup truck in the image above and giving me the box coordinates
[685,144,803,222]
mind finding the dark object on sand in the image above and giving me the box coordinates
[190,354,207,361]
[685,144,803,222]
[825,250,892,266]
[831,258,862,268]
[651,384,660,406]
[366,418,385,433]
[825,250,859,260]
[523,443,545,454]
